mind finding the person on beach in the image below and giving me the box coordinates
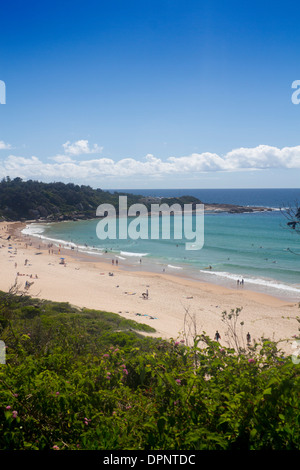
[142,289,149,299]
[215,331,221,342]
[247,332,251,344]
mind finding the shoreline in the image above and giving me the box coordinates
[21,217,300,303]
[0,220,299,353]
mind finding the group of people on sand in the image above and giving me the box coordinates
[17,273,38,279]
[237,278,245,287]
[214,330,252,344]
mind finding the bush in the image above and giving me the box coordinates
[0,292,299,450]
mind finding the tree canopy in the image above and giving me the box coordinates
[0,177,201,222]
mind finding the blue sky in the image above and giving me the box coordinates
[0,0,300,189]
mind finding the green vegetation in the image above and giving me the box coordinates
[0,177,201,221]
[0,177,142,221]
[0,288,299,450]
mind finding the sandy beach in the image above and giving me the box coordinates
[0,220,299,353]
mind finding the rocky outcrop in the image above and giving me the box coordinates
[203,203,273,213]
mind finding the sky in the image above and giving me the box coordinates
[1,0,300,189]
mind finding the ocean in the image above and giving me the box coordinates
[22,188,300,301]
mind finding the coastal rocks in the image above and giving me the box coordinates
[45,211,94,222]
[28,209,41,220]
[141,196,273,214]
[27,206,48,220]
[204,203,273,214]
[36,205,48,218]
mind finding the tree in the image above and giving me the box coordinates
[283,202,300,232]
[281,201,300,255]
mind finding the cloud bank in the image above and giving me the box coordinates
[0,140,300,183]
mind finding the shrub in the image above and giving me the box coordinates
[0,292,299,450]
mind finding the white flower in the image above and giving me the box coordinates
[291,340,300,364]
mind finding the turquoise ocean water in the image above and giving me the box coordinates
[22,188,300,301]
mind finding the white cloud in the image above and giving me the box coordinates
[50,155,75,163]
[167,145,300,172]
[0,140,11,150]
[0,143,300,183]
[224,145,300,170]
[62,139,103,156]
[167,152,228,172]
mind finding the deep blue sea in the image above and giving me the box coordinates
[117,188,300,209]
[22,188,300,301]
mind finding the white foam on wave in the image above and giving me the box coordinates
[200,269,300,294]
[167,264,183,269]
[22,224,47,236]
[22,223,104,254]
[22,224,72,246]
[83,250,103,256]
[120,251,149,257]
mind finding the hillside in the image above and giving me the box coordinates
[0,177,142,221]
[0,177,202,221]
[0,177,273,222]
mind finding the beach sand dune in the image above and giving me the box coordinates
[0,221,299,353]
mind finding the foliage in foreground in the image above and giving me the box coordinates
[0,290,299,450]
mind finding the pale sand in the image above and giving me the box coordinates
[0,221,299,353]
